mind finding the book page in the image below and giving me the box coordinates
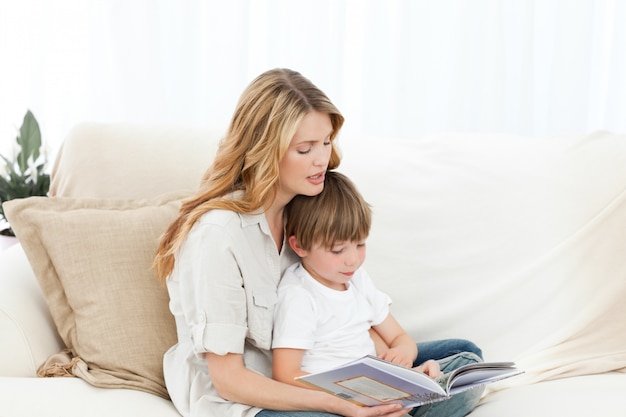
[337,376,411,402]
[444,363,524,394]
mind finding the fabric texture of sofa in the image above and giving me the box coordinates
[1,123,625,416]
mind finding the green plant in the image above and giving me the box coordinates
[0,110,50,236]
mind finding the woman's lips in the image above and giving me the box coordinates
[307,172,325,185]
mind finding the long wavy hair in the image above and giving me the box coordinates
[154,68,344,282]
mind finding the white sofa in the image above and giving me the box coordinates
[1,123,625,416]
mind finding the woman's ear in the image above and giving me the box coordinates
[288,235,308,257]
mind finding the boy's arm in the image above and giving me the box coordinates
[371,313,417,368]
[272,347,312,388]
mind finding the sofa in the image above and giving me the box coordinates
[1,122,625,416]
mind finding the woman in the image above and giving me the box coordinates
[154,68,482,417]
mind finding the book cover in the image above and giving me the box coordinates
[296,355,523,408]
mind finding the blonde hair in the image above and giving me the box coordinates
[285,170,371,251]
[154,68,344,282]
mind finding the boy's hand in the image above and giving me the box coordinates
[378,347,416,368]
[413,359,443,379]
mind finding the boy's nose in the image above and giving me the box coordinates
[345,249,358,266]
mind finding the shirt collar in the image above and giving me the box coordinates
[224,190,272,235]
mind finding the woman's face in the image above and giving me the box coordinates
[278,111,334,202]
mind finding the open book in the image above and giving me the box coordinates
[296,355,523,408]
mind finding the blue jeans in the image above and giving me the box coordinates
[256,339,484,417]
[414,338,483,364]
[410,351,484,417]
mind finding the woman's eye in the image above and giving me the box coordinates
[297,147,312,155]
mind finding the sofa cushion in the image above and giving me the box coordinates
[0,376,182,417]
[3,192,187,399]
[471,373,626,416]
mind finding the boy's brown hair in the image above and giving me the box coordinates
[285,170,371,251]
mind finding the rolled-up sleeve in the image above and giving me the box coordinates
[168,209,293,360]
[175,215,250,356]
[163,208,298,417]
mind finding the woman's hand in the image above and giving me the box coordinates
[413,359,443,379]
[348,403,412,417]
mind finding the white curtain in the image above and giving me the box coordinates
[1,0,625,159]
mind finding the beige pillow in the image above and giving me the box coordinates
[3,192,187,399]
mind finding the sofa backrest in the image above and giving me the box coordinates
[47,124,626,387]
[338,131,626,385]
[49,123,223,199]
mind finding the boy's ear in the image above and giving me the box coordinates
[288,235,308,257]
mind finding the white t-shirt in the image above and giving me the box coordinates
[164,208,298,417]
[272,262,391,373]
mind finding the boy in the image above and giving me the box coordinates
[272,171,441,386]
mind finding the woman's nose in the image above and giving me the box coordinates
[314,145,331,166]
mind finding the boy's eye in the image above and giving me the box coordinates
[331,249,343,254]
[357,243,366,248]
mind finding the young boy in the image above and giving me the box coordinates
[272,170,441,387]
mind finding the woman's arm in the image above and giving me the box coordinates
[205,352,410,417]
[371,313,417,367]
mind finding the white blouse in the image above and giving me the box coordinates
[163,208,298,417]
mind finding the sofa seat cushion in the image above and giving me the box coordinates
[470,373,626,416]
[0,376,181,417]
[3,192,188,398]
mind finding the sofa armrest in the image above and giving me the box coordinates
[0,244,64,376]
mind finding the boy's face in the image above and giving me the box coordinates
[291,238,367,291]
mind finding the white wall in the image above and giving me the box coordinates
[1,0,625,162]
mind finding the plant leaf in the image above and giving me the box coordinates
[16,110,42,172]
